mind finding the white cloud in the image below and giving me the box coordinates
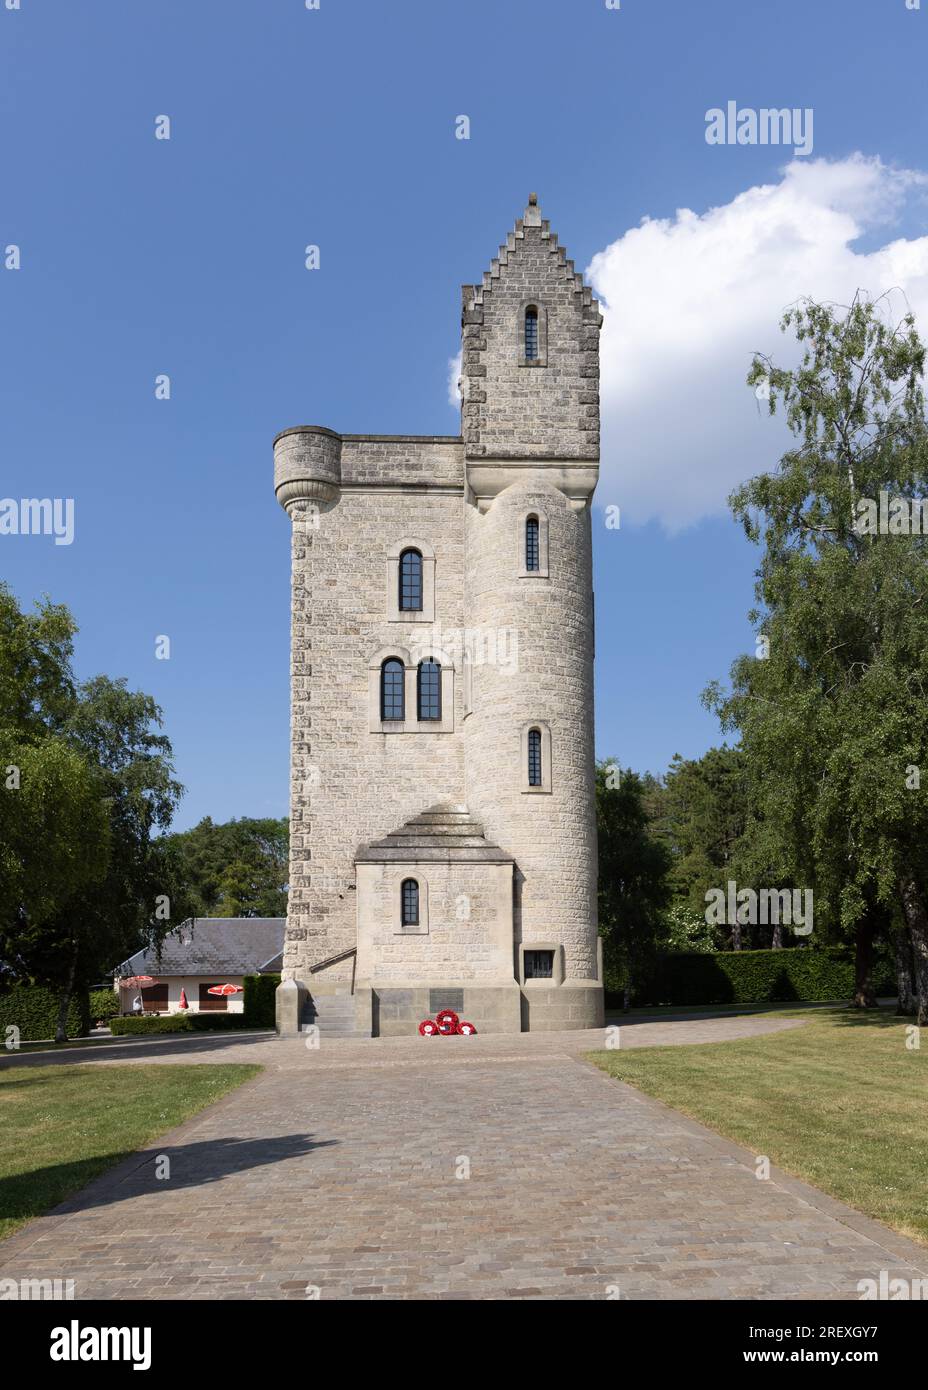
[447,349,462,407]
[586,155,928,531]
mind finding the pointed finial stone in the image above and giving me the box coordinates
[524,192,541,227]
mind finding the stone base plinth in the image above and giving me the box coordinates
[361,983,523,1037]
[275,977,307,1036]
[350,980,604,1036]
[519,980,604,1032]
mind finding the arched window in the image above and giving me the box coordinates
[399,549,423,611]
[525,515,540,572]
[401,878,419,927]
[524,307,539,361]
[528,727,542,786]
[417,659,441,721]
[380,659,405,721]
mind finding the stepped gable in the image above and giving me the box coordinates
[355,801,513,865]
[460,192,603,462]
[460,192,602,320]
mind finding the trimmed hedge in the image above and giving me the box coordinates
[0,985,91,1042]
[89,988,120,1023]
[187,1013,257,1031]
[109,1011,273,1036]
[244,973,279,1027]
[110,1014,192,1035]
[619,947,895,1009]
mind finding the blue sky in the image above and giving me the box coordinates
[2,0,928,830]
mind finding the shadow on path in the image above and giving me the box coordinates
[0,1133,337,1231]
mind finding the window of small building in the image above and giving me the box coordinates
[199,983,228,1012]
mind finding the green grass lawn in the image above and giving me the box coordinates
[0,1063,261,1240]
[588,1007,928,1245]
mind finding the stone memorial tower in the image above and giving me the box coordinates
[273,195,604,1037]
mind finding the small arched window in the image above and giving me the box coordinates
[401,878,420,927]
[528,727,543,787]
[417,659,442,721]
[525,515,540,572]
[380,659,405,721]
[399,549,423,611]
[524,307,539,361]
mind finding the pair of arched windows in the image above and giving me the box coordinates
[380,658,442,722]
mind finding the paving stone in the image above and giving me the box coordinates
[2,1018,927,1299]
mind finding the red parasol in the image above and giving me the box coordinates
[119,974,155,1017]
[179,988,189,1010]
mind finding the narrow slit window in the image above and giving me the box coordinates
[401,878,419,927]
[524,307,539,360]
[381,659,405,721]
[399,549,423,611]
[528,727,542,786]
[417,660,441,721]
[525,515,540,571]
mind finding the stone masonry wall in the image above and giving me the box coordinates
[356,861,513,985]
[461,207,601,461]
[285,439,467,983]
[278,198,602,1016]
[463,480,599,982]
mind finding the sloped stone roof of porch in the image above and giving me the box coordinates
[355,802,513,865]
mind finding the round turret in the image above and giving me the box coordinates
[273,426,342,511]
[463,478,602,1028]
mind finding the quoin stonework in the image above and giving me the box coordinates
[273,194,604,1037]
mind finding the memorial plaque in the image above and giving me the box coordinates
[429,988,464,1014]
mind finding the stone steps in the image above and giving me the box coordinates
[306,992,370,1040]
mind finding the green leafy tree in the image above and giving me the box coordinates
[596,761,672,1005]
[664,902,717,954]
[0,581,194,1039]
[165,816,288,918]
[68,676,192,932]
[0,588,110,991]
[0,584,76,738]
[707,292,928,1017]
[0,735,109,945]
[25,676,193,1039]
[660,747,753,946]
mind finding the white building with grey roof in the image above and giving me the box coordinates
[113,918,284,1016]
